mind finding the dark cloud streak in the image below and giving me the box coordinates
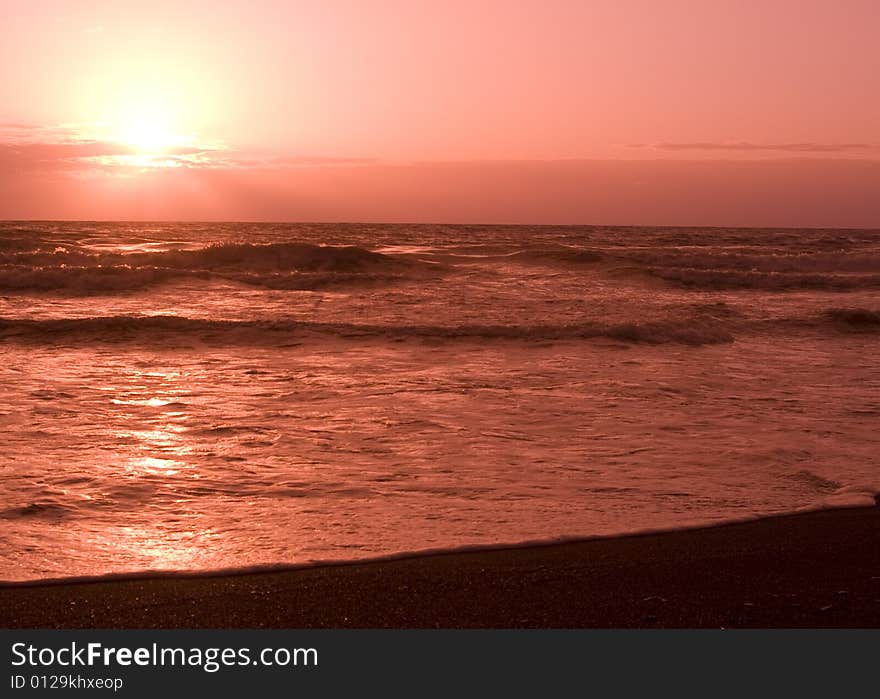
[632,142,872,153]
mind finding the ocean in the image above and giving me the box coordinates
[1,221,878,582]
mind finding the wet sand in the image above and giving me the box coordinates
[2,506,879,628]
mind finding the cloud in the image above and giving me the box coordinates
[217,155,378,169]
[271,155,377,166]
[631,142,873,153]
[0,122,234,175]
[2,141,133,159]
[0,122,43,130]
[0,140,219,173]
[0,122,86,139]
[0,141,127,173]
[0,125,373,174]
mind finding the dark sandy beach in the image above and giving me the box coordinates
[2,506,879,629]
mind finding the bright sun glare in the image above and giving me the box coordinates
[115,106,185,154]
[121,119,175,153]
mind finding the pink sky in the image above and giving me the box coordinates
[1,0,878,225]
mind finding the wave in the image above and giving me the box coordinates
[422,244,880,292]
[0,313,735,346]
[0,237,49,253]
[3,235,878,294]
[788,469,843,493]
[422,244,605,268]
[0,265,207,293]
[0,243,428,294]
[825,308,880,332]
[0,266,417,294]
[3,306,871,345]
[0,241,413,272]
[0,500,75,521]
[607,248,880,291]
[623,250,880,275]
[506,247,605,266]
[647,268,880,291]
[133,242,412,272]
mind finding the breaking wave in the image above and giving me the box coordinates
[0,242,427,294]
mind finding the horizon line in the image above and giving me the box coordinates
[2,218,879,232]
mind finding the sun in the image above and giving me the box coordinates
[86,96,216,168]
[115,106,185,154]
[122,118,176,153]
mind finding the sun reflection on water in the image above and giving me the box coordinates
[95,369,216,565]
[94,524,219,572]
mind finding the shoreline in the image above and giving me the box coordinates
[3,505,879,628]
[2,502,877,589]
